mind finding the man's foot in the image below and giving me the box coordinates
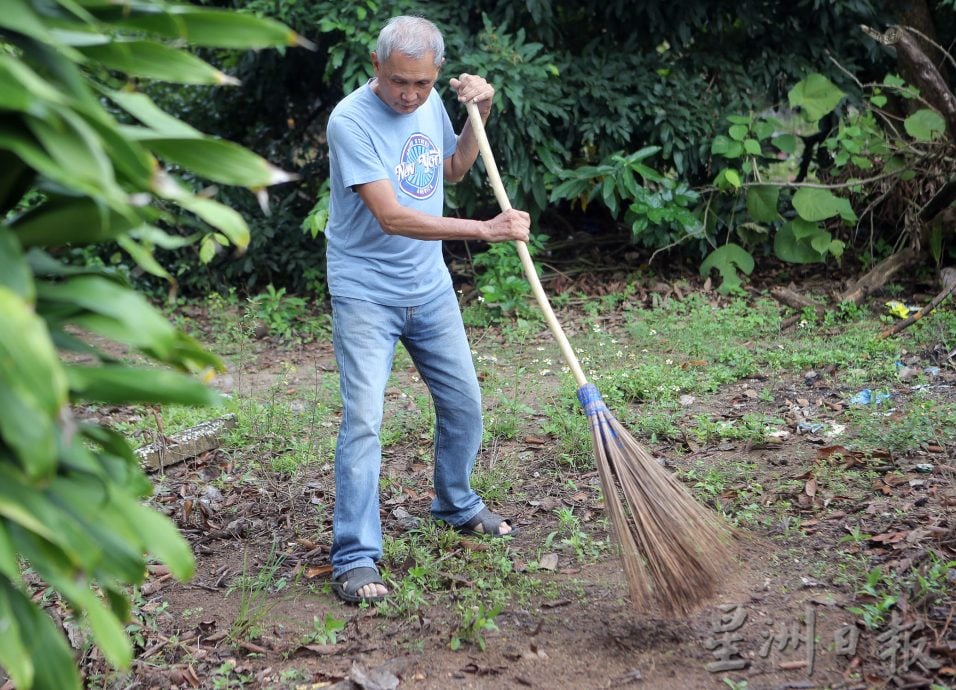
[331,566,388,604]
[454,507,518,538]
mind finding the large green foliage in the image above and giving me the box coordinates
[149,0,908,295]
[700,67,952,292]
[0,1,302,686]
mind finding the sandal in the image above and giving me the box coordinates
[454,507,519,538]
[331,566,388,604]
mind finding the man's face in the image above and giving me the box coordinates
[371,51,441,114]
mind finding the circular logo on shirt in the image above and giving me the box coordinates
[396,133,441,200]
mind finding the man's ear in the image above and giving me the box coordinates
[370,51,380,71]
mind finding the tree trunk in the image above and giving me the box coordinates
[888,0,951,87]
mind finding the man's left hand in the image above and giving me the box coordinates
[450,73,494,118]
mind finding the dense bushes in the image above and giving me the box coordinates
[147,0,951,297]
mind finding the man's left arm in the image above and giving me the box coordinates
[444,73,494,183]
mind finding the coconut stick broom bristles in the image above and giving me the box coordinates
[465,102,734,616]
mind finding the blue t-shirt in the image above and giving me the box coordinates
[325,82,459,306]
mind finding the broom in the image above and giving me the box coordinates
[465,101,734,617]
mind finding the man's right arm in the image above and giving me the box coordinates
[355,180,530,244]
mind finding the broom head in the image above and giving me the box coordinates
[577,383,734,617]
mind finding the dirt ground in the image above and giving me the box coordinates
[61,268,956,690]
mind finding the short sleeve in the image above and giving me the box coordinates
[327,114,389,190]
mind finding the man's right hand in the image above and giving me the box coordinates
[482,208,530,243]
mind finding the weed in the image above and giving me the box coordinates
[450,601,502,651]
[303,613,346,646]
[470,459,518,505]
[848,567,898,630]
[379,521,536,618]
[541,396,593,471]
[907,551,956,607]
[211,661,253,690]
[543,507,607,563]
[226,548,286,643]
[484,385,535,443]
[247,284,329,344]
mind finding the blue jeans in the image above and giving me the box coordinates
[329,287,486,578]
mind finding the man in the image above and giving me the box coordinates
[324,15,530,604]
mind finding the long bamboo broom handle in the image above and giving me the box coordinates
[465,102,588,387]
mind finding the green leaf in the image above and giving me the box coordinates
[0,578,82,690]
[129,135,296,188]
[33,550,132,668]
[116,235,171,279]
[105,89,202,138]
[25,108,124,201]
[745,186,780,222]
[754,121,776,140]
[714,168,742,191]
[743,138,762,156]
[0,287,67,478]
[774,221,827,264]
[790,217,822,241]
[10,196,142,248]
[728,124,748,142]
[77,40,238,85]
[199,234,217,263]
[0,149,35,216]
[0,579,32,690]
[883,74,905,88]
[128,225,198,250]
[38,274,176,350]
[0,55,66,111]
[0,228,34,301]
[903,108,945,142]
[828,239,846,259]
[810,229,834,254]
[65,365,220,406]
[112,494,195,581]
[0,466,66,544]
[792,187,857,222]
[788,73,845,122]
[699,243,754,294]
[0,0,55,44]
[711,135,744,159]
[0,524,18,581]
[95,6,312,49]
[773,134,797,154]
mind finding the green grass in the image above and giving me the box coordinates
[377,521,544,619]
[138,287,955,662]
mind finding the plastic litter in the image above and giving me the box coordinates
[796,421,824,434]
[848,389,892,405]
[885,300,919,319]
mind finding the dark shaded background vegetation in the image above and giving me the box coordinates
[134,0,953,296]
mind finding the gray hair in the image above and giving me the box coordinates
[376,16,444,67]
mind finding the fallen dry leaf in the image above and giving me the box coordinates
[305,564,333,578]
